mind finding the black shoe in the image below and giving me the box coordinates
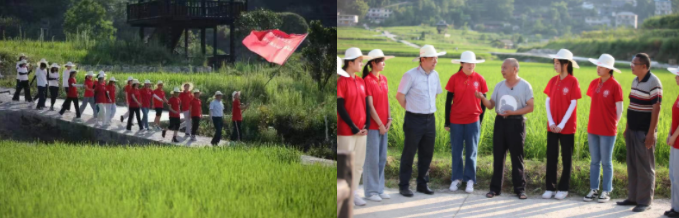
[633,205,650,212]
[665,209,676,216]
[172,137,179,143]
[162,130,167,138]
[120,116,124,122]
[667,209,679,217]
[616,200,637,206]
[399,188,414,197]
[416,185,434,195]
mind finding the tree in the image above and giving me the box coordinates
[516,35,524,44]
[63,0,116,40]
[279,12,309,34]
[302,21,336,90]
[345,0,369,17]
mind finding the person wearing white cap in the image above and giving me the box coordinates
[31,59,49,109]
[126,79,144,131]
[618,53,662,212]
[230,91,248,141]
[666,67,679,216]
[178,82,195,137]
[62,62,74,93]
[12,59,33,103]
[337,47,370,206]
[209,91,225,145]
[361,49,394,202]
[337,56,349,77]
[153,81,169,130]
[120,76,134,123]
[189,89,203,141]
[445,51,488,194]
[477,58,534,200]
[542,48,582,200]
[15,54,29,96]
[162,87,182,143]
[59,70,83,120]
[47,63,61,111]
[582,54,624,203]
[79,71,97,118]
[395,45,444,198]
[106,77,118,123]
[93,71,112,125]
[140,80,154,130]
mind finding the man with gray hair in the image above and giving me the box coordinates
[476,58,535,199]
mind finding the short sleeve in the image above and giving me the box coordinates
[479,77,489,93]
[397,73,413,95]
[586,80,596,98]
[436,76,443,95]
[572,78,582,100]
[490,82,500,102]
[365,79,374,97]
[543,78,552,96]
[651,78,663,104]
[445,74,455,93]
[337,79,345,99]
[614,82,624,102]
[524,81,534,101]
[209,101,215,110]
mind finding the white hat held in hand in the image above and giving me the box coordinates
[451,51,485,64]
[588,54,620,73]
[365,49,395,62]
[549,49,580,69]
[412,45,446,62]
[337,56,349,77]
[343,47,369,60]
[668,68,679,76]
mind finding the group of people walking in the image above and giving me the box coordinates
[338,45,678,215]
[9,54,248,146]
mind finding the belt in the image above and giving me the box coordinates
[496,115,524,120]
[406,111,434,117]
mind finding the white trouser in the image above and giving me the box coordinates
[179,110,192,135]
[337,135,367,191]
[97,103,108,124]
[108,104,117,122]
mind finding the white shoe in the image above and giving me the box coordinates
[379,193,391,199]
[366,194,382,202]
[354,195,367,206]
[449,180,461,191]
[542,191,555,199]
[598,191,610,203]
[583,189,598,202]
[555,191,568,200]
[465,180,474,193]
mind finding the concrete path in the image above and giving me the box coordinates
[354,187,671,218]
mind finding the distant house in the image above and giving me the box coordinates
[366,8,392,24]
[582,2,595,9]
[337,12,358,27]
[611,0,637,8]
[655,0,673,15]
[585,16,612,26]
[493,39,514,49]
[615,11,638,29]
[436,20,449,34]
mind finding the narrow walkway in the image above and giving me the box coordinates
[354,187,671,218]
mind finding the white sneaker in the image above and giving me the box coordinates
[555,191,568,200]
[465,180,474,193]
[379,193,391,199]
[449,180,461,191]
[542,191,555,199]
[354,195,367,206]
[366,194,382,202]
[598,191,610,203]
[583,189,598,202]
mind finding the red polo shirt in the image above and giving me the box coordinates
[67,78,78,98]
[140,87,152,108]
[364,73,389,130]
[84,78,94,97]
[445,71,488,125]
[94,82,108,104]
[337,76,367,136]
[127,89,142,108]
[153,88,165,109]
[107,84,116,103]
[232,99,242,121]
[124,84,131,103]
[672,95,679,149]
[544,75,582,135]
[587,77,623,136]
[191,98,202,117]
[179,91,193,112]
[168,97,181,118]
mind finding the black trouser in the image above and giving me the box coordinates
[49,86,59,109]
[127,107,142,130]
[212,117,223,144]
[12,80,31,102]
[36,86,47,108]
[191,116,200,136]
[399,112,436,189]
[59,97,80,118]
[231,120,242,141]
[63,88,71,110]
[489,115,526,195]
[546,132,575,191]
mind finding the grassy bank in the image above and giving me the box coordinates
[0,141,336,217]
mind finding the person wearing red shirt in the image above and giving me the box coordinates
[583,54,624,203]
[162,87,182,143]
[542,49,582,200]
[93,72,112,125]
[152,81,168,130]
[79,71,96,118]
[189,89,202,141]
[337,48,370,206]
[178,82,195,137]
[667,67,679,216]
[126,79,143,131]
[140,80,153,130]
[106,77,118,123]
[231,91,248,141]
[444,51,488,194]
[58,70,82,119]
[120,77,133,122]
[361,49,394,202]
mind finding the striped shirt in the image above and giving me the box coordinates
[627,71,662,132]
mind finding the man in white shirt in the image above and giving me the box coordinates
[12,60,32,102]
[209,91,225,146]
[32,59,49,109]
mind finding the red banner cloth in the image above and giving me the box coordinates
[242,30,308,65]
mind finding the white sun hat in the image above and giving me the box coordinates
[668,68,679,76]
[412,45,446,62]
[193,89,201,93]
[451,51,485,64]
[127,76,134,81]
[232,91,241,99]
[64,62,75,67]
[214,91,223,96]
[109,77,117,82]
[144,79,151,84]
[157,80,164,84]
[38,58,48,66]
[588,54,620,73]
[17,60,27,65]
[86,71,94,77]
[132,79,140,84]
[337,56,349,77]
[549,49,580,69]
[50,63,60,69]
[98,71,106,78]
[172,87,181,93]
[343,47,369,60]
[364,49,395,62]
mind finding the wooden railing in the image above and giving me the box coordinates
[127,0,246,22]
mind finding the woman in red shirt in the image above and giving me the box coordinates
[583,54,624,202]
[179,82,195,137]
[106,77,118,123]
[58,70,82,119]
[667,68,679,216]
[162,87,182,143]
[93,72,111,126]
[362,49,394,202]
[337,48,369,206]
[153,81,168,130]
[140,80,153,130]
[126,79,143,131]
[231,91,248,141]
[189,89,202,141]
[79,71,96,117]
[542,49,582,200]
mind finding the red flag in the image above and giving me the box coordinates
[242,30,308,65]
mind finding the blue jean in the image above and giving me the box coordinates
[141,108,150,129]
[450,121,480,183]
[364,130,388,197]
[588,133,616,192]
